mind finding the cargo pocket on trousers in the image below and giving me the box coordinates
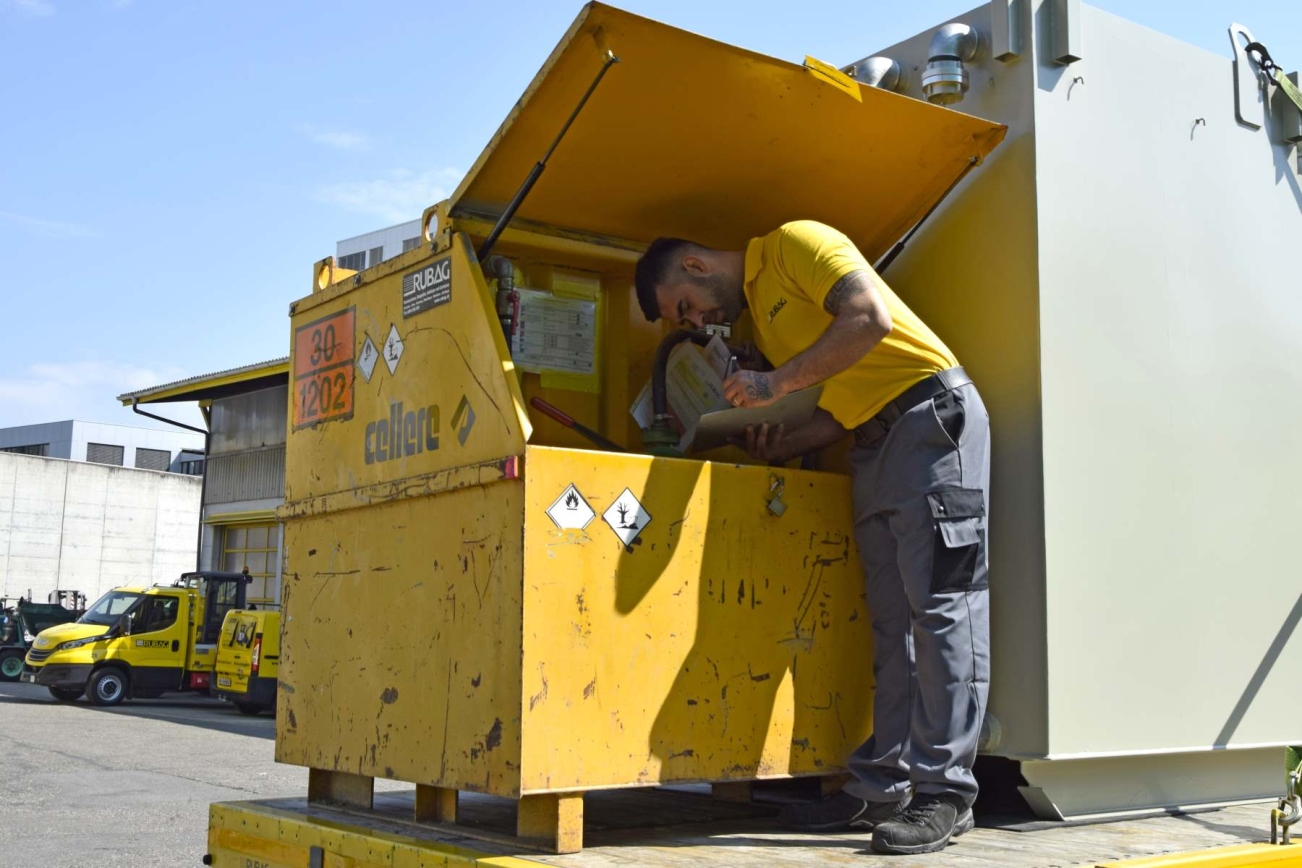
[927,488,987,592]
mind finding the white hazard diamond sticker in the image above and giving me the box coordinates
[357,335,379,383]
[383,324,405,375]
[545,483,595,530]
[602,488,651,546]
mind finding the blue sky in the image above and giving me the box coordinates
[0,0,1295,430]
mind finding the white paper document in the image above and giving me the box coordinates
[629,336,818,454]
[511,288,597,375]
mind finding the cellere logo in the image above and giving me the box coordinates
[365,401,439,464]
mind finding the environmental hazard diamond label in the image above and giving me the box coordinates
[546,483,595,531]
[602,488,651,546]
[383,324,405,375]
[357,335,379,382]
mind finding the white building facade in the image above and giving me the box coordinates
[0,420,204,475]
[335,219,422,273]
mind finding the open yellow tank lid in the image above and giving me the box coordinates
[448,2,1007,260]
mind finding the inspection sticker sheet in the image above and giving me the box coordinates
[511,289,597,376]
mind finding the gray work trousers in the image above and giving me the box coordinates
[842,381,991,807]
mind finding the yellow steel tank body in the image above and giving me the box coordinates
[275,2,1004,852]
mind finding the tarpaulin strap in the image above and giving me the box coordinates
[1245,42,1302,114]
[1273,69,1302,114]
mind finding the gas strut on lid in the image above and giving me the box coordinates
[476,49,622,262]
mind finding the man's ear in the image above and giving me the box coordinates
[682,254,710,276]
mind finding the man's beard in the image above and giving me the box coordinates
[702,273,743,325]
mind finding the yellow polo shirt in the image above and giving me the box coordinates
[742,221,958,429]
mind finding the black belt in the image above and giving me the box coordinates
[853,367,972,448]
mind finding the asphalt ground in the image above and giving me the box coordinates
[0,680,1281,868]
[1,680,333,867]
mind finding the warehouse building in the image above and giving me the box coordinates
[119,359,289,607]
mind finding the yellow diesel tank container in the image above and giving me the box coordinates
[275,2,1004,853]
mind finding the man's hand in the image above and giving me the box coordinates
[729,423,788,464]
[728,409,848,466]
[723,370,785,409]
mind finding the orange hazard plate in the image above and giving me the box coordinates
[293,307,355,429]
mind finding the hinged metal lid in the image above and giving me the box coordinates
[448,2,1007,261]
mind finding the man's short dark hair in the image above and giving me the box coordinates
[635,237,697,323]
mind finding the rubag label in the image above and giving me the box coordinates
[402,256,451,318]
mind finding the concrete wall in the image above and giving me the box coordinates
[0,453,201,602]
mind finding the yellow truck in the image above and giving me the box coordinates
[204,3,1302,866]
[212,608,279,716]
[23,571,251,706]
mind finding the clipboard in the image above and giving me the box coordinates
[685,385,824,453]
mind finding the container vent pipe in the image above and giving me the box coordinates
[845,56,901,90]
[922,23,980,105]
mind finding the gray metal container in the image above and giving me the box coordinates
[853,0,1302,820]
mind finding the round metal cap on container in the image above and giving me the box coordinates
[922,58,970,105]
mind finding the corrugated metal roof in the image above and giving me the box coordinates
[117,357,290,404]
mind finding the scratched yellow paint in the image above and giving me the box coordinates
[275,481,527,796]
[277,222,872,799]
[208,801,545,868]
[269,0,1007,810]
[519,446,872,792]
[283,232,530,508]
[272,0,1001,800]
[1098,844,1302,867]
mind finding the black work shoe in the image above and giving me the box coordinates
[870,794,972,854]
[952,804,975,837]
[780,790,909,832]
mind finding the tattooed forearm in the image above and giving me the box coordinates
[823,270,871,316]
[768,269,893,396]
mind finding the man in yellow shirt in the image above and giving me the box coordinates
[635,221,990,856]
